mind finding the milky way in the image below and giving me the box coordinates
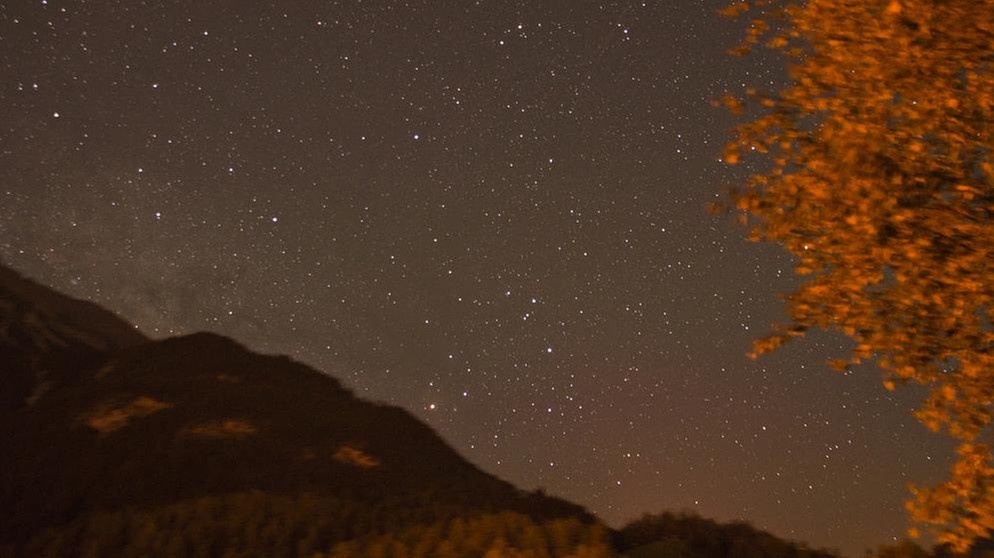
[0,1,953,555]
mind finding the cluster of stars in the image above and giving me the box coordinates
[0,1,954,556]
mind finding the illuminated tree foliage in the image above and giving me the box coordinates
[723,0,994,550]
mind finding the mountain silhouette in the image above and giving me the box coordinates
[0,263,592,556]
[0,264,146,417]
[0,263,840,557]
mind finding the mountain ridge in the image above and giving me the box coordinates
[0,262,843,557]
[0,263,594,556]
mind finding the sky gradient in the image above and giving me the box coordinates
[0,1,955,555]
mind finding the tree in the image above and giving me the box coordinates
[722,0,994,551]
[870,539,931,558]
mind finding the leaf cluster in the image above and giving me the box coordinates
[723,0,994,550]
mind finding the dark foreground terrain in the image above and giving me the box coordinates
[1,263,841,557]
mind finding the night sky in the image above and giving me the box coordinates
[0,1,956,555]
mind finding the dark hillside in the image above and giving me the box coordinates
[615,512,838,558]
[0,264,841,557]
[0,264,146,419]
[0,264,589,556]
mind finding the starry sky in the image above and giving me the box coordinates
[0,1,957,555]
